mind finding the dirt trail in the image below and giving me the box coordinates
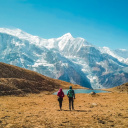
[0,92,128,128]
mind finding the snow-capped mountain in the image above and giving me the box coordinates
[99,47,128,64]
[114,49,128,59]
[0,28,128,89]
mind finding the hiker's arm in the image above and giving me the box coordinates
[73,91,75,99]
[62,92,64,97]
[67,91,69,96]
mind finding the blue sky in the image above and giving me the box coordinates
[0,0,128,49]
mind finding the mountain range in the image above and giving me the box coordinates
[0,28,128,89]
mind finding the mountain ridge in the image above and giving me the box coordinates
[0,28,128,89]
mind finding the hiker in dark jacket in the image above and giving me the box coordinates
[57,88,64,110]
[67,86,75,110]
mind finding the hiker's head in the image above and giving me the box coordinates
[59,88,62,91]
[69,86,72,89]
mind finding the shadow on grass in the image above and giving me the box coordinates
[58,109,87,112]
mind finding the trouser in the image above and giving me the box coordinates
[58,97,63,109]
[69,97,74,110]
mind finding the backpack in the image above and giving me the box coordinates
[67,89,74,97]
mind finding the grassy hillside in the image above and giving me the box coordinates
[0,62,81,96]
[107,82,128,93]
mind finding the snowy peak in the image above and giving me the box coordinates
[0,28,41,43]
[99,47,128,64]
[118,49,127,52]
[61,33,73,39]
[99,47,116,57]
[42,32,90,53]
[114,49,128,59]
[0,28,29,37]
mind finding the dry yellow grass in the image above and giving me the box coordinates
[0,92,128,128]
[0,62,128,127]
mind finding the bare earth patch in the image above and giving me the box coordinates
[0,92,128,128]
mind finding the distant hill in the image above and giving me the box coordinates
[0,62,79,96]
[107,82,128,93]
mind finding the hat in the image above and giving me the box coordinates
[69,86,72,89]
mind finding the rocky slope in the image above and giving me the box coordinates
[107,82,128,93]
[0,62,80,96]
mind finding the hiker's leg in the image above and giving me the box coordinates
[60,98,62,109]
[59,98,63,110]
[72,98,74,110]
[69,98,71,110]
[59,100,61,109]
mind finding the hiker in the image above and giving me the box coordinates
[67,86,75,110]
[57,88,64,110]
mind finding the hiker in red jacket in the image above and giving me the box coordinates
[57,88,64,111]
